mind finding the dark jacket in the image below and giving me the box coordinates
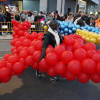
[40,32,64,61]
[15,15,20,21]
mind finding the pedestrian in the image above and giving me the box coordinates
[65,12,74,22]
[0,12,5,35]
[74,13,81,25]
[89,14,95,27]
[53,10,60,20]
[14,12,20,21]
[36,20,64,82]
[20,10,28,22]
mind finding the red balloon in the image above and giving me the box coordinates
[73,42,84,50]
[39,59,48,70]
[0,67,11,79]
[82,59,96,74]
[12,49,18,55]
[19,36,26,41]
[24,65,29,70]
[62,50,74,64]
[77,72,90,83]
[30,39,37,47]
[0,60,6,68]
[18,25,24,30]
[64,36,74,46]
[15,41,22,48]
[6,63,13,70]
[7,55,19,64]
[67,60,81,75]
[46,47,54,55]
[12,32,16,37]
[65,45,73,51]
[47,67,57,77]
[13,62,24,73]
[21,47,28,51]
[92,54,100,62]
[37,33,43,40]
[97,50,100,54]
[54,45,65,59]
[17,46,23,54]
[91,73,100,83]
[39,66,47,73]
[33,51,41,62]
[23,39,31,47]
[54,61,66,75]
[74,48,87,61]
[25,56,34,66]
[32,62,39,70]
[25,33,31,39]
[15,71,24,76]
[64,70,76,81]
[14,27,20,33]
[96,62,100,75]
[30,32,37,40]
[74,38,83,44]
[87,50,97,58]
[10,70,15,76]
[1,76,11,83]
[83,42,96,51]
[11,46,16,52]
[28,46,35,55]
[18,31,24,36]
[19,50,28,58]
[46,52,58,66]
[34,40,43,51]
[19,58,25,64]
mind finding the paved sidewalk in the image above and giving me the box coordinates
[0,35,13,40]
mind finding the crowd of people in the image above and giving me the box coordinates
[0,10,100,34]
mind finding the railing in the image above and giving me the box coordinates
[0,21,47,34]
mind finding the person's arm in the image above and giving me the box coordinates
[39,34,50,61]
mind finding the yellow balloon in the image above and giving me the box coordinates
[44,25,48,30]
[90,38,97,43]
[76,29,81,33]
[82,36,86,39]
[85,37,90,42]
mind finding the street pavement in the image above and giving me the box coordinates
[0,40,100,100]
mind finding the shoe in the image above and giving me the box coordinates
[50,77,59,83]
[36,71,41,79]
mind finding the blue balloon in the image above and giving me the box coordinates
[60,25,65,30]
[60,30,64,34]
[68,30,72,34]
[64,33,68,35]
[68,24,73,29]
[64,23,68,28]
[64,28,68,33]
[87,27,91,31]
[76,25,80,29]
[72,27,76,32]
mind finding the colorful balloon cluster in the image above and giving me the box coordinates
[81,25,100,34]
[1,20,100,84]
[76,29,100,44]
[57,21,80,35]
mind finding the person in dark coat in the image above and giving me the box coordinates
[15,12,20,21]
[0,13,5,35]
[36,20,64,82]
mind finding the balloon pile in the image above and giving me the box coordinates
[57,21,80,35]
[81,25,100,34]
[76,29,100,44]
[1,20,100,84]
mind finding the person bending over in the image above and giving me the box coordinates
[36,20,64,82]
